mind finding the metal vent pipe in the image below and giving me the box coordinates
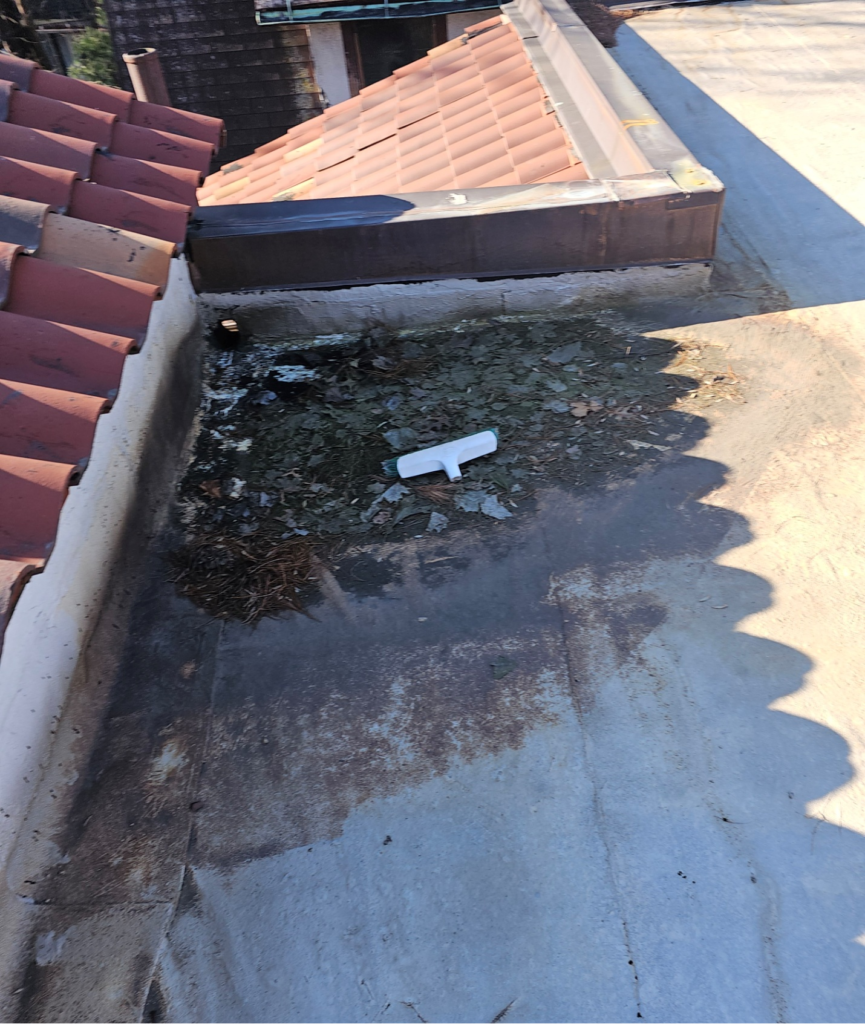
[122,47,171,105]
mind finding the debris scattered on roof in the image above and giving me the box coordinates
[171,314,743,621]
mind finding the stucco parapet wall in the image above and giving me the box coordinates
[199,262,710,341]
[0,260,199,919]
[187,0,723,293]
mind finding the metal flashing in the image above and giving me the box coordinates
[191,2,724,293]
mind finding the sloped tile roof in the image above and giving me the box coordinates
[199,14,588,207]
[0,52,223,643]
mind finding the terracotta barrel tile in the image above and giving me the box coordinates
[0,557,37,635]
[504,114,561,152]
[0,241,22,308]
[435,67,484,105]
[358,105,399,137]
[359,78,396,105]
[399,151,451,188]
[0,122,94,178]
[91,152,200,207]
[0,194,51,252]
[0,452,78,562]
[283,138,322,165]
[272,177,314,202]
[452,136,510,175]
[320,115,361,146]
[539,163,589,183]
[316,158,358,187]
[465,15,505,35]
[7,256,157,344]
[480,168,522,187]
[110,122,214,176]
[355,123,398,153]
[0,310,131,397]
[485,65,535,98]
[199,163,251,200]
[398,128,448,165]
[129,100,224,149]
[281,121,323,149]
[447,119,503,157]
[353,151,399,184]
[427,37,467,60]
[516,144,572,183]
[491,77,546,109]
[29,69,133,120]
[237,170,283,203]
[39,213,174,287]
[430,51,475,78]
[70,180,189,244]
[400,166,455,192]
[473,38,524,69]
[396,102,439,131]
[398,112,444,145]
[278,154,318,190]
[511,127,568,165]
[0,156,77,210]
[393,57,431,80]
[352,172,400,197]
[467,20,511,43]
[455,154,517,188]
[246,150,288,182]
[439,88,490,123]
[394,72,435,101]
[441,100,497,138]
[317,140,358,173]
[322,96,362,127]
[0,53,35,91]
[0,378,107,465]
[398,131,450,173]
[9,91,116,149]
[495,93,547,129]
[480,52,531,86]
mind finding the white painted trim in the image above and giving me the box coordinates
[0,260,198,884]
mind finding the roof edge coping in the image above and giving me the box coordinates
[507,0,721,189]
[503,0,650,178]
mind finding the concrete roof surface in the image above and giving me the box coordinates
[6,1,865,1021]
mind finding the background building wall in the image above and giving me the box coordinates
[104,0,324,164]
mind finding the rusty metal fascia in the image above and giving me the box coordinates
[187,176,724,292]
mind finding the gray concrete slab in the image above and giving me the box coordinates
[7,2,865,1022]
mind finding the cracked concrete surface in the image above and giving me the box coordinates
[5,2,865,1021]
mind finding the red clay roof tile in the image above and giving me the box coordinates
[0,312,131,398]
[0,452,78,563]
[9,90,117,149]
[7,256,159,343]
[29,68,133,120]
[0,60,224,644]
[0,121,95,178]
[0,379,107,466]
[201,14,582,209]
[68,180,189,245]
[0,156,77,209]
[91,152,200,206]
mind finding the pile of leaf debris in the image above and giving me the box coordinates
[170,313,741,620]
